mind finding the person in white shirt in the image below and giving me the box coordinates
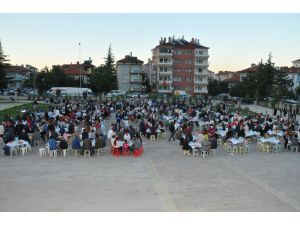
[123,131,131,142]
[107,126,115,145]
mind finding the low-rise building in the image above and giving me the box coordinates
[116,54,144,93]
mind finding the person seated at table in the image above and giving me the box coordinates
[123,130,131,143]
[0,135,5,152]
[150,125,157,139]
[145,127,151,139]
[122,140,130,152]
[82,128,89,141]
[209,136,218,149]
[112,137,121,153]
[182,136,192,155]
[290,134,299,150]
[132,133,142,151]
[94,134,102,150]
[82,138,94,156]
[19,129,30,143]
[225,126,234,140]
[110,135,116,146]
[71,134,82,150]
[48,136,57,151]
[236,124,245,138]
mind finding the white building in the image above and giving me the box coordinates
[116,54,144,92]
[292,59,300,68]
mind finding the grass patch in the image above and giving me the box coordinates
[0,102,51,122]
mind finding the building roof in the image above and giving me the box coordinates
[117,55,143,64]
[280,66,300,73]
[238,65,259,73]
[215,71,235,76]
[153,36,209,50]
[63,68,88,76]
[292,59,300,63]
[223,75,240,83]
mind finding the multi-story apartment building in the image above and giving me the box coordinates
[151,36,209,95]
[142,59,158,92]
[116,54,144,92]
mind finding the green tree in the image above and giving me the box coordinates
[208,79,228,96]
[90,66,114,94]
[103,44,117,89]
[142,73,152,93]
[0,40,10,89]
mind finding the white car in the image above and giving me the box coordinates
[105,90,126,98]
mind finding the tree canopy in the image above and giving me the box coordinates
[0,41,10,89]
[89,45,117,93]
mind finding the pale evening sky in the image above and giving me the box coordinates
[1,13,299,72]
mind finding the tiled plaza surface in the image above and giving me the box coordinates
[0,133,299,212]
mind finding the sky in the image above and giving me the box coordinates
[1,13,300,72]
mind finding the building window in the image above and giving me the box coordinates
[186,59,193,64]
[159,48,172,54]
[187,50,193,55]
[198,68,203,73]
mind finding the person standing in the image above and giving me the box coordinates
[168,121,176,142]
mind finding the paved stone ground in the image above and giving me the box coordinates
[1,106,300,212]
[1,129,300,211]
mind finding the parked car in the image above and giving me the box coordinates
[105,90,126,98]
[127,92,148,99]
[30,90,38,96]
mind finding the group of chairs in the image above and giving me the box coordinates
[9,144,32,157]
[39,145,107,158]
[222,139,250,154]
[186,145,216,158]
[111,146,144,157]
[140,132,166,141]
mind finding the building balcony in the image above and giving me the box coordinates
[194,71,209,76]
[130,69,141,73]
[194,88,208,93]
[194,63,209,67]
[158,80,172,85]
[157,62,173,66]
[130,78,143,83]
[194,79,208,84]
[130,86,143,92]
[158,52,173,56]
[159,71,172,75]
[194,52,209,58]
[158,89,173,94]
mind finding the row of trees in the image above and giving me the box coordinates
[208,55,294,107]
[22,45,119,94]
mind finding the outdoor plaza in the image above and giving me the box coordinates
[0,130,299,211]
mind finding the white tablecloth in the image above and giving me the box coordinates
[217,130,227,138]
[228,138,245,145]
[260,137,281,145]
[6,140,30,151]
[267,130,284,137]
[189,142,202,150]
[245,130,260,137]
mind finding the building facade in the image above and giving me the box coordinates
[151,36,209,95]
[59,58,95,85]
[292,59,300,68]
[116,54,144,92]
